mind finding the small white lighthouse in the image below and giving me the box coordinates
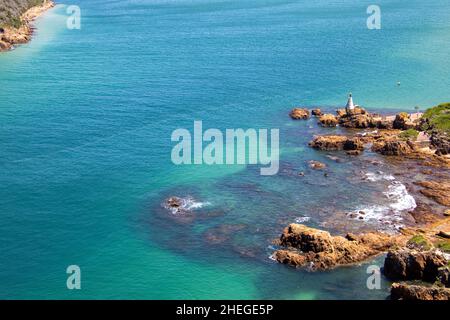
[346,93,355,112]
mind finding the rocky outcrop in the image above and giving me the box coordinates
[393,113,416,130]
[289,108,310,120]
[343,138,364,151]
[390,282,450,300]
[430,132,450,155]
[311,108,322,116]
[383,249,447,282]
[0,0,54,52]
[414,180,450,207]
[309,135,348,151]
[309,135,364,153]
[438,267,450,287]
[273,224,402,270]
[318,114,338,127]
[371,139,415,156]
[338,107,374,129]
[336,109,347,117]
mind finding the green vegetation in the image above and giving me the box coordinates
[407,234,432,251]
[399,129,419,141]
[0,0,45,28]
[436,240,450,253]
[421,103,450,134]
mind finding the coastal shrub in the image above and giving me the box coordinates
[437,241,450,253]
[399,129,419,141]
[0,0,45,28]
[407,234,432,251]
[421,103,450,134]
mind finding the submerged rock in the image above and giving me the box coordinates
[308,160,327,170]
[289,108,310,120]
[274,224,401,271]
[203,224,247,245]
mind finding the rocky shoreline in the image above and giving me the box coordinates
[159,102,449,300]
[280,103,450,299]
[0,0,55,52]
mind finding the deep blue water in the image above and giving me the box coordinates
[0,0,449,299]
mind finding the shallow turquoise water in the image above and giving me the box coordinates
[0,0,449,299]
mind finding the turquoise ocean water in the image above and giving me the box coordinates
[0,0,449,299]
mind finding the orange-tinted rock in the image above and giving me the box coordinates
[289,108,310,120]
[414,180,450,206]
[318,114,338,127]
[309,135,349,151]
[372,139,415,156]
[383,249,447,282]
[391,283,450,300]
[274,224,402,271]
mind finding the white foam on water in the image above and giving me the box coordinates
[385,182,416,212]
[364,171,395,182]
[348,173,416,231]
[163,196,211,215]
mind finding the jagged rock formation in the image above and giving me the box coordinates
[318,114,338,127]
[273,224,402,271]
[393,112,416,130]
[414,180,450,207]
[383,249,447,282]
[371,139,416,156]
[390,282,450,300]
[309,135,364,152]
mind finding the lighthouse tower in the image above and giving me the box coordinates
[346,93,355,112]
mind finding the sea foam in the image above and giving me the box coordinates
[347,172,416,231]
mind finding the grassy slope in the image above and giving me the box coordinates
[421,103,450,134]
[0,0,45,28]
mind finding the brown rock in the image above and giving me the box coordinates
[336,109,347,117]
[391,283,450,300]
[437,231,450,239]
[308,160,327,170]
[438,267,450,287]
[414,180,450,206]
[346,150,362,156]
[372,139,415,156]
[318,114,338,127]
[309,135,349,151]
[274,224,401,271]
[383,249,447,282]
[393,113,416,130]
[430,132,450,155]
[279,224,334,253]
[289,108,310,120]
[343,138,364,151]
[311,108,322,116]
